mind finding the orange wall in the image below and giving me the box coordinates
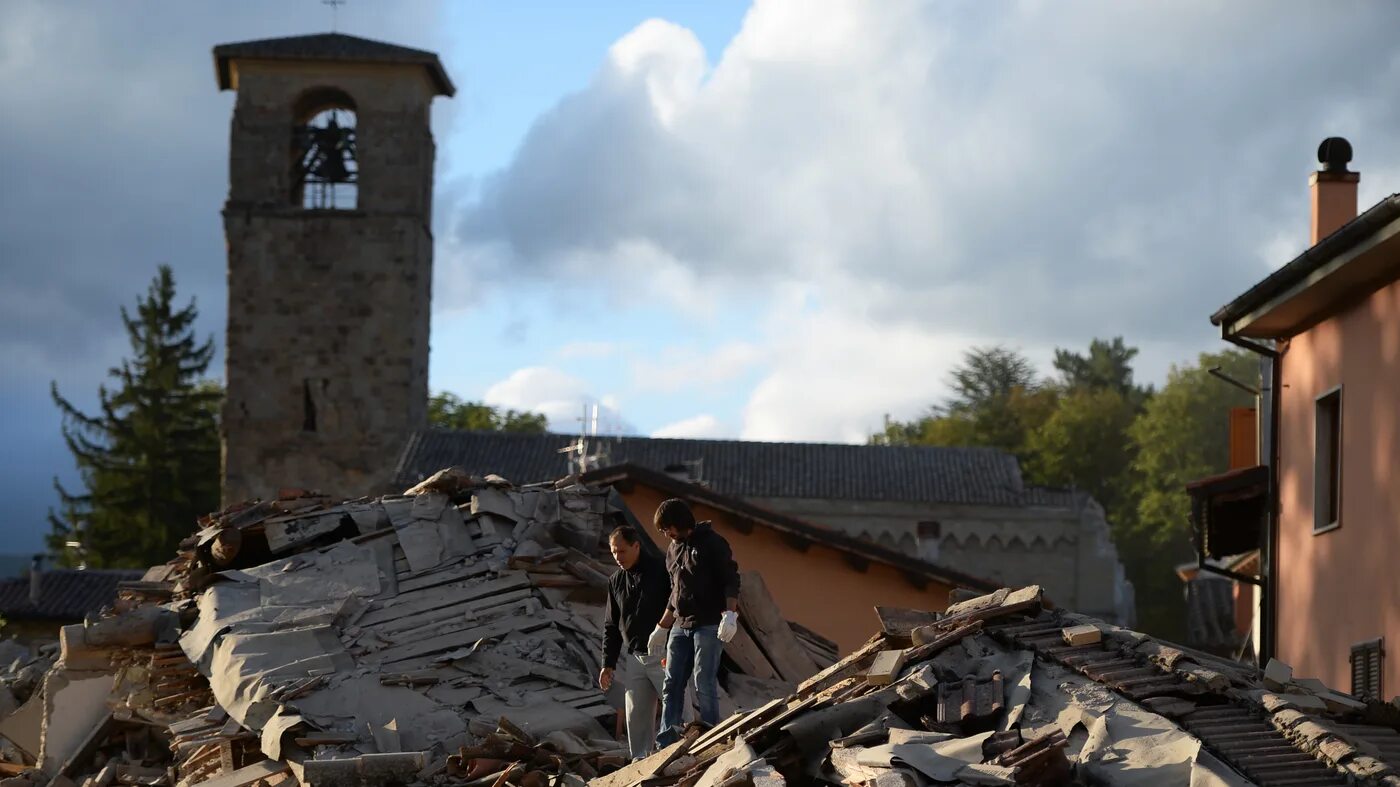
[1276,274,1400,695]
[618,484,956,654]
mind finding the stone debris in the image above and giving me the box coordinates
[0,468,831,787]
[595,586,1400,787]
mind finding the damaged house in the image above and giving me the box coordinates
[1197,138,1400,697]
[396,432,1133,626]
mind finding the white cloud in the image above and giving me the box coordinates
[444,1,1400,443]
[482,366,591,428]
[483,366,634,434]
[449,0,1400,344]
[630,341,764,393]
[651,414,732,439]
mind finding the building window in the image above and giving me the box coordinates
[1314,386,1342,533]
[1351,637,1383,701]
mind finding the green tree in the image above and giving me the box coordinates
[428,392,548,433]
[1023,385,1139,519]
[1125,348,1259,638]
[871,346,1053,459]
[49,266,222,568]
[1051,336,1153,406]
[942,346,1040,415]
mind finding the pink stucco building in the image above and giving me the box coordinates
[1207,137,1398,701]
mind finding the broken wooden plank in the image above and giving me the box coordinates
[723,625,781,682]
[933,587,1042,632]
[188,759,288,787]
[904,620,984,664]
[738,572,819,683]
[874,607,941,641]
[796,635,885,698]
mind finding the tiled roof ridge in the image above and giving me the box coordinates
[396,428,1061,508]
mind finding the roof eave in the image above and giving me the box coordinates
[583,462,1000,593]
[1212,195,1400,338]
[210,48,455,97]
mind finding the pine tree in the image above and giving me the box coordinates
[48,266,222,568]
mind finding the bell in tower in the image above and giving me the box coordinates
[213,33,454,503]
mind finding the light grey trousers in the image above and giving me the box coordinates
[622,651,666,760]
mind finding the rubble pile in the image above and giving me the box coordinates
[0,468,831,787]
[598,586,1400,787]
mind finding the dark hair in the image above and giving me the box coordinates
[654,498,695,531]
[609,525,641,545]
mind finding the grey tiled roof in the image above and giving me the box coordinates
[0,569,143,622]
[396,429,1077,508]
[213,33,455,96]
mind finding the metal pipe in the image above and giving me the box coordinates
[1208,366,1261,396]
[1221,330,1280,664]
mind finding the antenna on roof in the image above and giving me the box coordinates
[323,0,346,32]
[557,400,619,475]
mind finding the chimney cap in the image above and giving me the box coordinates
[1317,137,1353,173]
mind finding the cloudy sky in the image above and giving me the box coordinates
[3,1,1400,553]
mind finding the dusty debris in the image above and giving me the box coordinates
[594,585,1400,787]
[0,469,831,787]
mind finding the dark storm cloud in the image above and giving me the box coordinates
[0,0,453,551]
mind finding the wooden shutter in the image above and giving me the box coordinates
[1350,638,1384,701]
[1229,407,1258,470]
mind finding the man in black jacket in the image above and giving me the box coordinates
[648,499,741,747]
[600,526,670,760]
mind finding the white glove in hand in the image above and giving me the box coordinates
[717,611,738,643]
[648,625,669,656]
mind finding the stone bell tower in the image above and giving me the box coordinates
[213,34,454,503]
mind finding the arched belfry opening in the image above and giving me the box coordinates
[293,87,358,210]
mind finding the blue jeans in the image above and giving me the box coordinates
[656,624,722,747]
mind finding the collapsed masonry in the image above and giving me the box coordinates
[599,586,1400,787]
[0,468,835,787]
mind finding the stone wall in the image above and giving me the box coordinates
[221,61,438,503]
[747,494,1134,626]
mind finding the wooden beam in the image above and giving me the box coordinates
[842,553,870,573]
[723,625,780,681]
[780,532,811,552]
[738,572,820,683]
[899,571,930,591]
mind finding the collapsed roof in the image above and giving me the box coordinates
[598,586,1400,787]
[0,468,833,787]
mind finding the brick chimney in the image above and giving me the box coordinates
[1310,137,1359,245]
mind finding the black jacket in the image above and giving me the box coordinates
[666,522,741,628]
[602,550,671,669]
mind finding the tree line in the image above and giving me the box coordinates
[871,339,1259,638]
[48,269,546,569]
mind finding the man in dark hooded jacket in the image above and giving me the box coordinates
[647,499,740,747]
